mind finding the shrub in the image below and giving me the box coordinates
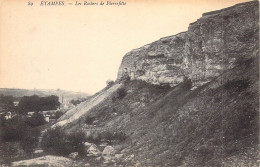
[111,88,127,102]
[41,127,86,157]
[106,80,115,87]
[70,98,87,106]
[117,88,127,99]
[18,95,60,114]
[55,111,63,119]
[85,116,95,125]
[25,112,46,127]
[86,131,126,145]
[0,117,29,142]
[20,128,40,154]
[111,96,116,102]
[224,78,250,92]
[110,132,127,143]
[182,78,192,90]
[67,131,87,156]
[86,135,101,145]
[41,127,68,156]
[97,131,127,144]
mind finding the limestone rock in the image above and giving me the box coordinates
[102,146,116,156]
[84,142,92,147]
[84,163,90,166]
[87,144,101,156]
[34,149,43,154]
[115,154,123,159]
[117,1,259,88]
[68,152,78,159]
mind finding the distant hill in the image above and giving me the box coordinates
[0,88,90,100]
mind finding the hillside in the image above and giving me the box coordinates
[58,56,258,166]
[0,88,89,99]
[12,1,259,166]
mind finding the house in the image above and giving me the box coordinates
[44,114,50,122]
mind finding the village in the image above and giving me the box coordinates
[0,90,87,125]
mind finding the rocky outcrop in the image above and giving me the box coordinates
[117,1,259,87]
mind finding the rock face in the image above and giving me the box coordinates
[117,1,259,87]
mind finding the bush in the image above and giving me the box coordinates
[41,127,86,157]
[0,115,40,156]
[20,128,40,154]
[224,78,250,92]
[182,78,192,90]
[106,80,115,87]
[25,112,46,127]
[111,88,127,102]
[111,96,116,102]
[85,131,126,145]
[41,127,67,156]
[117,88,127,99]
[70,98,86,106]
[0,117,29,142]
[86,135,101,145]
[18,95,60,114]
[55,111,63,119]
[120,75,130,83]
[67,131,87,156]
[85,116,95,125]
[96,131,126,144]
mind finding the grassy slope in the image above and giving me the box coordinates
[64,55,259,166]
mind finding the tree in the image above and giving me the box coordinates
[41,127,86,156]
[71,98,86,106]
[20,128,40,155]
[0,95,15,113]
[18,95,60,114]
[117,88,127,99]
[106,80,114,87]
[0,116,29,142]
[55,111,64,119]
[25,112,46,127]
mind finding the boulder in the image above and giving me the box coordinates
[115,154,123,159]
[84,142,92,147]
[87,144,101,156]
[68,152,78,159]
[84,163,90,166]
[34,149,43,154]
[102,146,116,156]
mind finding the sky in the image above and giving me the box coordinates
[0,0,251,94]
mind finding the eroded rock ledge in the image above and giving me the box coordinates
[117,1,259,87]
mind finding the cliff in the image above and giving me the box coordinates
[37,1,259,166]
[117,1,259,87]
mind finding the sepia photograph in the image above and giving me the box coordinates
[0,0,259,166]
